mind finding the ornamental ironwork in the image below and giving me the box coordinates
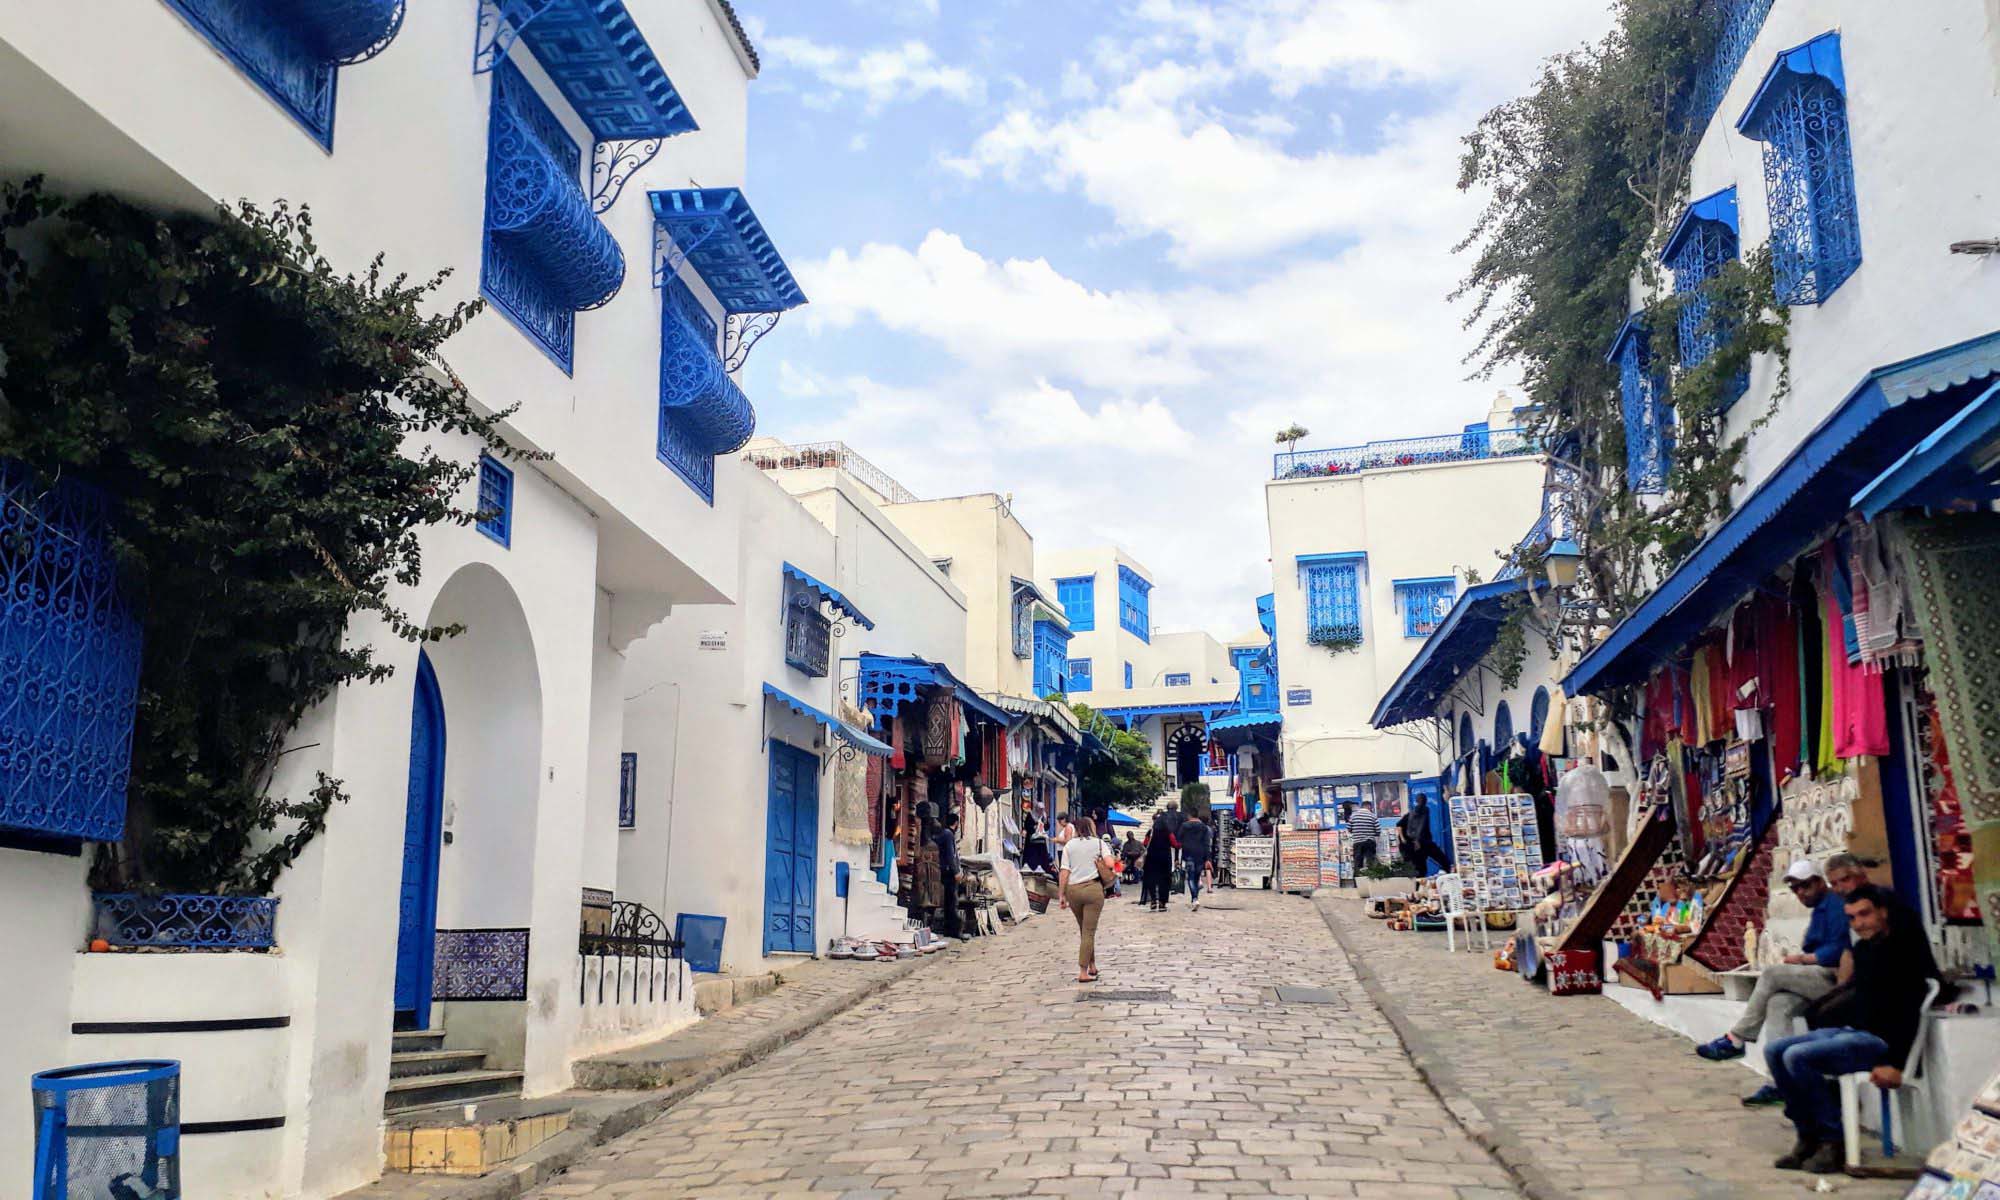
[1686,0,1777,134]
[1301,558,1363,650]
[743,442,920,505]
[433,928,530,1001]
[579,900,685,1005]
[659,278,756,502]
[1614,323,1673,494]
[92,892,279,950]
[785,593,833,679]
[1666,206,1747,408]
[1756,74,1859,305]
[1396,579,1456,639]
[1011,586,1034,660]
[591,138,663,214]
[0,465,144,844]
[1274,428,1540,480]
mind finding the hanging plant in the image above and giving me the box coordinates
[0,177,531,896]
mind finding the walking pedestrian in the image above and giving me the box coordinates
[1057,816,1112,982]
[1142,813,1175,911]
[1349,798,1380,875]
[1179,810,1214,910]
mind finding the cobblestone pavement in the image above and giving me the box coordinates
[1315,894,1906,1200]
[526,888,1516,1198]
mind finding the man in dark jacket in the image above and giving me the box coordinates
[1764,885,1938,1174]
[1179,812,1214,910]
[933,811,964,939]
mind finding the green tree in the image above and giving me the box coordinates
[0,179,524,894]
[1069,702,1168,816]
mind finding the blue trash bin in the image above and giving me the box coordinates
[675,913,726,974]
[32,1060,181,1199]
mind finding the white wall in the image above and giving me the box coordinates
[874,494,1038,697]
[1266,453,1547,782]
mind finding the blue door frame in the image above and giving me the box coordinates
[394,652,447,1025]
[1409,777,1447,876]
[763,741,820,955]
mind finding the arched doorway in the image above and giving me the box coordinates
[393,652,447,1027]
[1166,723,1206,788]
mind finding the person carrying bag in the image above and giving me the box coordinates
[1059,817,1116,982]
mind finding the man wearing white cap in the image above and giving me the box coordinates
[1695,858,1851,1102]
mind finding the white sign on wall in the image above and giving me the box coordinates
[697,631,728,651]
[1286,688,1312,706]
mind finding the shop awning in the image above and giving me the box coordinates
[782,562,875,629]
[1371,579,1538,728]
[1854,380,2000,519]
[1209,710,1281,733]
[983,692,1082,743]
[1280,772,1411,792]
[855,653,1012,725]
[760,683,893,757]
[1565,329,2000,697]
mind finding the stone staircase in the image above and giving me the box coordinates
[385,1027,524,1115]
[835,860,910,944]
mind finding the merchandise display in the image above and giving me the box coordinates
[1446,793,1544,912]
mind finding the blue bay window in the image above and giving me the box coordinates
[1609,315,1673,494]
[1056,576,1096,631]
[0,465,144,845]
[1117,566,1152,642]
[475,454,514,547]
[1393,577,1455,639]
[1033,619,1071,698]
[1662,187,1747,410]
[1739,32,1859,305]
[159,0,405,149]
[1067,658,1094,692]
[1298,553,1366,649]
[1233,647,1275,713]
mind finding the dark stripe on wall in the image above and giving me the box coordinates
[183,1116,287,1135]
[73,1015,291,1035]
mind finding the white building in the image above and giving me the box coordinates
[0,3,789,1196]
[1263,395,1546,821]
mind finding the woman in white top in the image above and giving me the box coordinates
[1058,816,1112,982]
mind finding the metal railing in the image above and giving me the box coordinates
[1273,428,1540,480]
[579,900,684,1007]
[746,440,920,504]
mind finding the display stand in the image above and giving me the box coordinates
[1276,826,1320,894]
[1445,793,1544,912]
[1234,836,1273,889]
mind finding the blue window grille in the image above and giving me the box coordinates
[1011,588,1034,660]
[1394,577,1455,639]
[475,455,514,546]
[1687,0,1777,134]
[0,465,144,845]
[482,60,626,375]
[1123,662,1135,689]
[91,892,279,949]
[1117,566,1151,642]
[1298,553,1365,648]
[1033,620,1070,697]
[159,0,405,150]
[782,579,831,679]
[1739,33,1859,306]
[1055,576,1095,631]
[1164,673,1191,687]
[1494,701,1515,750]
[658,277,755,504]
[1663,187,1747,410]
[1068,658,1093,692]
[1610,316,1673,494]
[619,752,637,829]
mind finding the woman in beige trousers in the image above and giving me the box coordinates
[1058,816,1110,982]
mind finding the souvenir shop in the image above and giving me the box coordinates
[1206,712,1283,887]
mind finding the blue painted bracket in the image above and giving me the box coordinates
[473,0,557,74]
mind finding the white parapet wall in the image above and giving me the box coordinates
[570,953,699,1062]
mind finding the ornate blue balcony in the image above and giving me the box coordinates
[478,0,696,139]
[488,107,626,311]
[650,189,807,315]
[1274,428,1539,480]
[93,893,280,950]
[661,285,756,455]
[270,0,406,63]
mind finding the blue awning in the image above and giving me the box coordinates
[511,0,697,139]
[761,684,892,757]
[649,189,807,314]
[1854,381,2000,519]
[1661,186,1740,263]
[1738,31,1846,139]
[1566,329,2000,697]
[1372,579,1537,728]
[1107,809,1142,828]
[1209,711,1281,733]
[783,563,874,630]
[856,653,1011,725]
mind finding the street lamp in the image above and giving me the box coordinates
[1544,538,1583,591]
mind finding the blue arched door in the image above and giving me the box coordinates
[394,652,447,1025]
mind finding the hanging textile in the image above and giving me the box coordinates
[866,754,885,839]
[922,696,954,761]
[1689,651,1715,745]
[1756,593,1804,783]
[1642,670,1674,760]
[1898,512,2000,967]
[1824,578,1890,758]
[1539,685,1568,757]
[831,700,873,846]
[1704,642,1733,743]
[1858,517,1924,669]
[1823,538,1862,663]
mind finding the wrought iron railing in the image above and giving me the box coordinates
[1273,428,1539,480]
[785,601,832,677]
[92,892,279,950]
[579,900,685,1006]
[745,441,920,504]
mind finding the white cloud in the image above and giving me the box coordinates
[761,34,982,111]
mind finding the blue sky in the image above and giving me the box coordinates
[734,0,1616,635]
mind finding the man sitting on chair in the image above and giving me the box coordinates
[1764,884,1938,1175]
[1696,859,1849,1078]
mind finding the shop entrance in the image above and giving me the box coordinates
[764,741,821,954]
[1167,723,1206,788]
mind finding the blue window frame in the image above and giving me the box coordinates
[481,60,626,375]
[1067,658,1094,692]
[1739,33,1859,306]
[0,465,144,845]
[1117,567,1152,642]
[476,455,514,547]
[1663,187,1747,410]
[1688,0,1778,135]
[1124,662,1135,689]
[1233,648,1277,714]
[159,1,405,149]
[1298,553,1365,648]
[1610,316,1674,494]
[1056,575,1095,631]
[1033,621,1070,697]
[1393,577,1456,639]
[659,278,723,502]
[1164,673,1191,687]
[619,752,637,829]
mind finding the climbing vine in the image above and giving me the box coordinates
[0,178,530,895]
[1457,0,1790,626]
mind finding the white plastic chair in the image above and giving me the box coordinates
[1436,874,1488,954]
[1839,978,1940,1169]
